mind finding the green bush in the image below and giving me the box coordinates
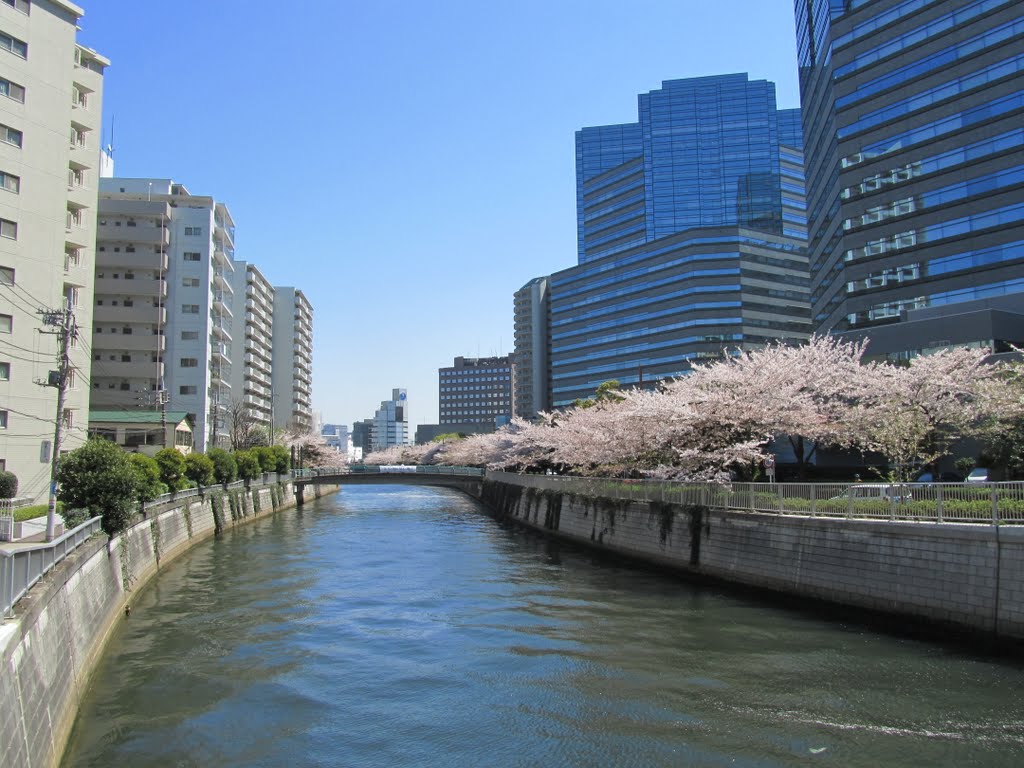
[271,445,290,473]
[251,446,276,473]
[207,448,237,484]
[0,470,17,499]
[129,453,166,502]
[56,439,140,535]
[234,450,261,481]
[184,453,215,487]
[154,448,187,491]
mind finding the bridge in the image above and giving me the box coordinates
[292,465,485,501]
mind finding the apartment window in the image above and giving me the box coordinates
[0,265,12,284]
[0,123,21,147]
[0,76,23,102]
[183,252,200,262]
[2,1,30,15]
[0,313,10,333]
[0,31,27,58]
[61,409,72,428]
[184,226,202,236]
[182,304,199,314]
[180,358,198,368]
[182,277,200,287]
[179,385,197,395]
[181,330,199,340]
[0,361,8,380]
[0,170,17,194]
[0,410,7,428]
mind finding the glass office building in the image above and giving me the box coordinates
[795,0,1024,357]
[547,74,811,406]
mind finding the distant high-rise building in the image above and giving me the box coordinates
[549,74,810,406]
[271,287,313,433]
[0,1,107,499]
[795,0,1024,357]
[92,179,236,451]
[513,277,550,419]
[438,356,512,428]
[228,261,274,434]
[352,418,374,457]
[371,388,408,449]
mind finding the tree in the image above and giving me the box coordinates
[128,453,165,502]
[207,447,238,485]
[251,446,276,473]
[233,449,261,481]
[154,448,187,491]
[56,439,140,535]
[270,445,290,473]
[184,453,215,487]
[226,398,267,451]
[0,470,17,499]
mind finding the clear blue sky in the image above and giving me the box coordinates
[77,0,801,432]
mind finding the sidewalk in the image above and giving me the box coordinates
[0,516,60,552]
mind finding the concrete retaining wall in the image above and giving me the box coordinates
[481,479,1024,641]
[0,481,331,768]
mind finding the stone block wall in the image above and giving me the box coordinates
[481,478,1024,641]
[0,480,314,768]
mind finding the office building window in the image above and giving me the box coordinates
[0,76,23,102]
[0,124,20,147]
[0,30,26,58]
[2,1,30,15]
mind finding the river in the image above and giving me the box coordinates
[61,486,1024,767]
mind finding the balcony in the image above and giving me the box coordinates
[212,291,232,315]
[92,360,161,379]
[211,320,231,341]
[96,249,169,272]
[210,343,231,364]
[92,333,165,353]
[97,222,170,246]
[93,305,166,325]
[94,277,166,299]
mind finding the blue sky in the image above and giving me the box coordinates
[77,0,800,432]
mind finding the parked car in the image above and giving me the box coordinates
[913,471,964,483]
[832,483,912,503]
[965,468,990,483]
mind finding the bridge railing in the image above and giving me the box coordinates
[487,472,1024,525]
[294,465,485,478]
[1,515,103,618]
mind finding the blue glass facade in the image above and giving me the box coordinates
[576,75,798,265]
[795,0,1024,344]
[541,74,811,406]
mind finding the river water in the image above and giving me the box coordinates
[61,486,1024,767]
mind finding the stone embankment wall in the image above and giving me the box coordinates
[0,480,335,768]
[481,478,1024,641]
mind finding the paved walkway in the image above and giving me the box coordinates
[0,516,60,552]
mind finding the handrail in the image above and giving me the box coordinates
[1,516,103,618]
[487,473,1024,525]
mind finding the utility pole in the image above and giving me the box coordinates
[37,301,75,542]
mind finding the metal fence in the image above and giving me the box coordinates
[487,473,1024,525]
[293,465,486,478]
[141,472,289,511]
[1,516,102,618]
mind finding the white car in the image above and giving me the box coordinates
[965,468,990,483]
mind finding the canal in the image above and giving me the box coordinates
[62,486,1024,767]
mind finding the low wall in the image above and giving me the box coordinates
[481,477,1024,641]
[0,480,335,768]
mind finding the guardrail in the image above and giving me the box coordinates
[1,516,102,618]
[488,473,1024,525]
[293,465,486,478]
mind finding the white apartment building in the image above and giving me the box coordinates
[92,179,235,451]
[271,286,312,433]
[228,260,273,433]
[0,0,106,500]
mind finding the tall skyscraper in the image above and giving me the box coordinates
[92,179,235,451]
[0,1,106,499]
[271,286,313,433]
[513,276,550,419]
[546,74,811,406]
[796,0,1024,357]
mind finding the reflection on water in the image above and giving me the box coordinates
[62,486,1024,767]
